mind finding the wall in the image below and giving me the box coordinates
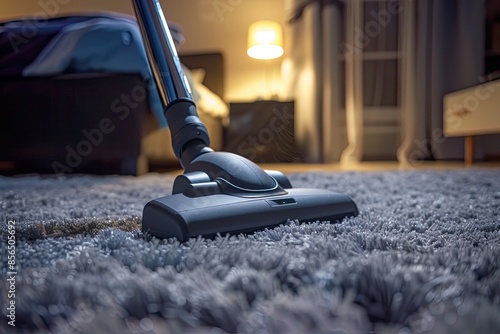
[0,0,287,101]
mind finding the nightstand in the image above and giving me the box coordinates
[223,100,302,163]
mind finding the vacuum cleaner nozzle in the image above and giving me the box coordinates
[142,151,359,241]
[132,0,359,241]
[143,180,359,241]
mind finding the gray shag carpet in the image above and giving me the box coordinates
[1,170,500,334]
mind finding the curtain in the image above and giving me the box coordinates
[398,0,485,164]
[284,0,346,163]
[286,0,487,164]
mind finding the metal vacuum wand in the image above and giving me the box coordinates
[131,0,213,168]
[131,0,191,104]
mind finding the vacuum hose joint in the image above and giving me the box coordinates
[165,99,212,168]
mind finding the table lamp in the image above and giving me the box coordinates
[247,20,283,99]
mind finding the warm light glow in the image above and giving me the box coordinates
[247,20,284,60]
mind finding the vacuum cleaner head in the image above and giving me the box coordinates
[132,0,359,241]
[143,186,358,241]
[142,151,359,241]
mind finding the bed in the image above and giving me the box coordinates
[0,13,227,175]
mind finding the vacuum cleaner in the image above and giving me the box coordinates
[131,0,359,241]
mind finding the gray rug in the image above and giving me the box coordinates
[1,170,499,334]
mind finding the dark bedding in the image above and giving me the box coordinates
[0,15,128,76]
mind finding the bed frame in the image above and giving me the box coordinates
[0,52,225,175]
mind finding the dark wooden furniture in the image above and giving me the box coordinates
[224,100,302,163]
[0,73,147,175]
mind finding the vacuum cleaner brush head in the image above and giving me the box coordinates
[141,153,358,241]
[143,185,359,241]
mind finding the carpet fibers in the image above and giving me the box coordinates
[1,170,499,333]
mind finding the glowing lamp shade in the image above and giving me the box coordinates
[247,20,284,60]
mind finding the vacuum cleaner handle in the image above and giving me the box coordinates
[131,0,213,167]
[131,0,191,104]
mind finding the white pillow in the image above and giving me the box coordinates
[189,68,229,121]
[195,82,229,120]
[190,68,206,84]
